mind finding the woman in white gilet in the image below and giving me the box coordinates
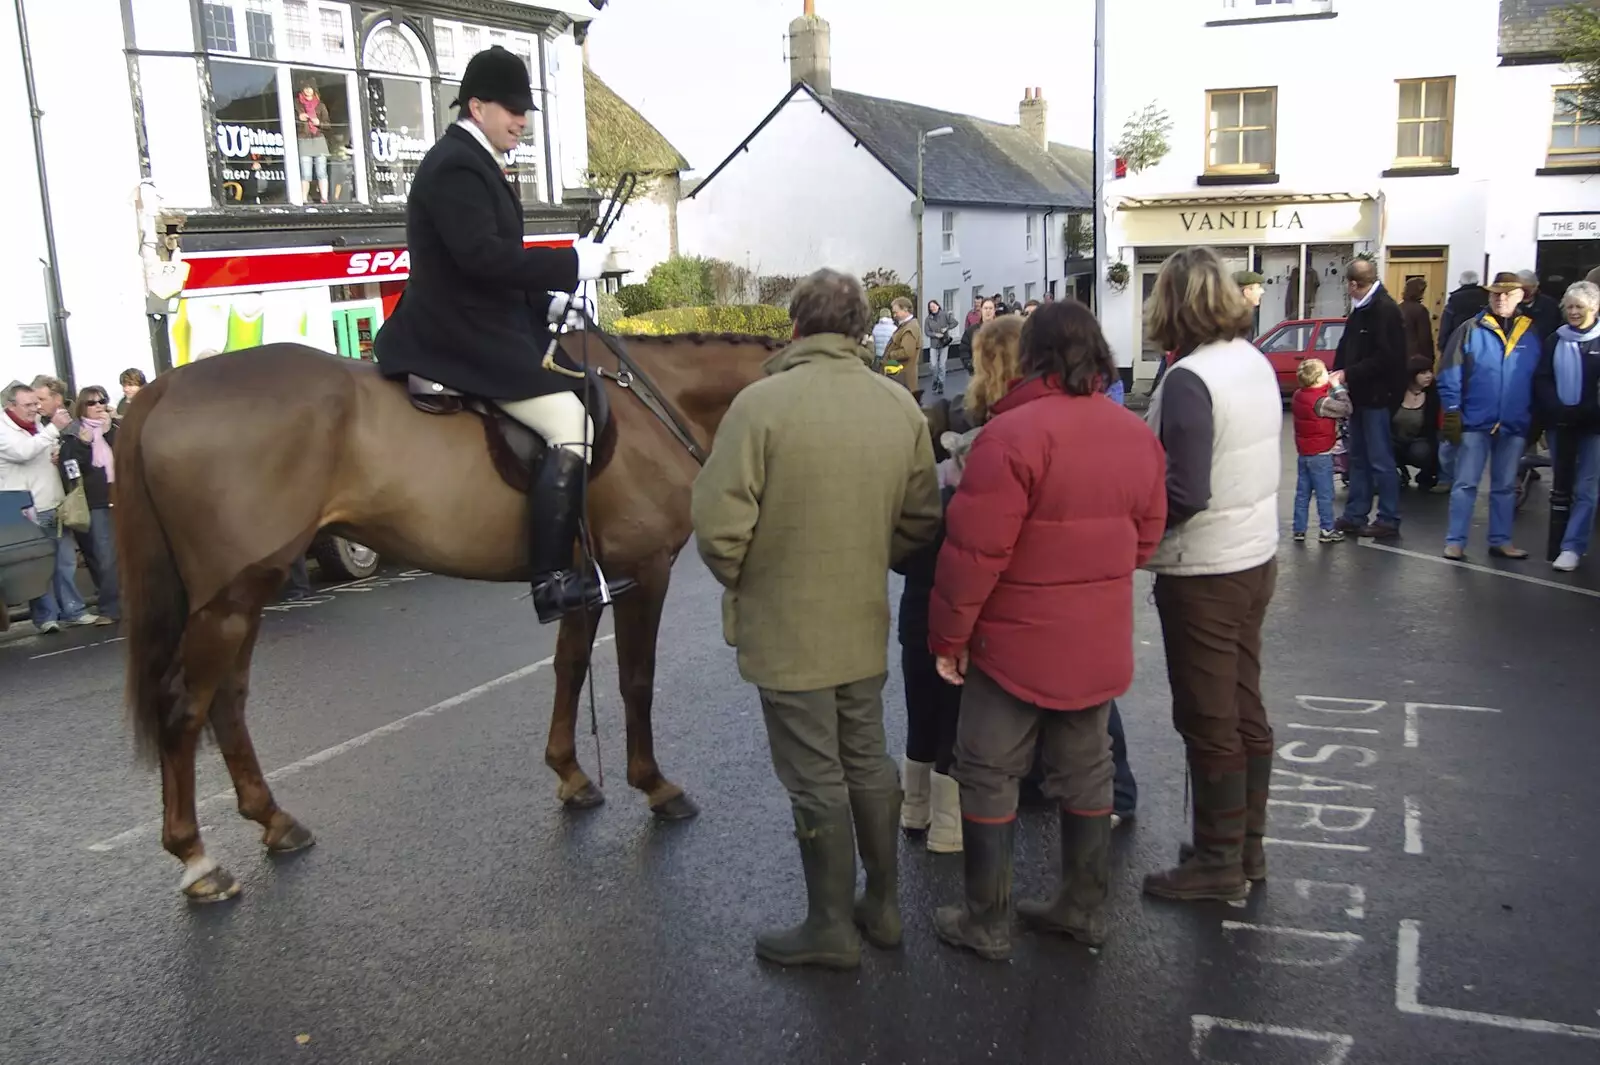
[1140,247,1283,904]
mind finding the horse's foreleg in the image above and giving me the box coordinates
[545,606,604,808]
[613,553,698,821]
[163,603,256,902]
[209,606,314,854]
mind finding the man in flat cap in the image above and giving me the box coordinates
[376,46,630,623]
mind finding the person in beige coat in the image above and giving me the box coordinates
[883,297,924,394]
[691,268,942,971]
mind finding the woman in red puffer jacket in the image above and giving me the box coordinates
[928,300,1167,961]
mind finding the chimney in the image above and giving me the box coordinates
[1020,86,1048,152]
[789,1,832,96]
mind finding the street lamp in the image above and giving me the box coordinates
[916,125,955,313]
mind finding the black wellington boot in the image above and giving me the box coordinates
[934,817,1015,961]
[849,789,903,949]
[528,447,636,624]
[755,805,862,970]
[1017,811,1110,946]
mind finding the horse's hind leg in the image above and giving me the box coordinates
[545,606,604,808]
[614,552,698,821]
[163,597,260,902]
[209,604,314,854]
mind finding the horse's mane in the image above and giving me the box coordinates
[611,331,788,351]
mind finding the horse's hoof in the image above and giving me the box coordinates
[183,868,241,904]
[563,782,606,810]
[266,820,316,854]
[651,793,700,821]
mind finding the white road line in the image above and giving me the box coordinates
[1288,724,1381,735]
[1189,1015,1354,1064]
[1264,838,1371,853]
[86,635,614,854]
[1404,701,1502,749]
[1360,541,1600,599]
[1404,796,1423,855]
[1221,921,1364,942]
[29,636,126,660]
[1397,920,1600,1039]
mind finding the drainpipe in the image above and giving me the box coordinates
[1043,206,1054,296]
[15,0,74,391]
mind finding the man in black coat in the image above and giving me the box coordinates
[1437,271,1488,355]
[1517,269,1563,343]
[374,46,632,623]
[1332,258,1408,538]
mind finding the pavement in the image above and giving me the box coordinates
[3,415,1599,1065]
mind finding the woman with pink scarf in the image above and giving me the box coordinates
[57,386,120,623]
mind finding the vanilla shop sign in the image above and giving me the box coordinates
[1119,197,1375,246]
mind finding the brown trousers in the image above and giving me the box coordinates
[1152,559,1278,771]
[952,666,1113,822]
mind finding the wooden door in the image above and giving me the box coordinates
[1385,258,1446,338]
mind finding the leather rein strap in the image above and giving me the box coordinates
[574,310,708,465]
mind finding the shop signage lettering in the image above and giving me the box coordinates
[1180,209,1305,233]
[346,250,411,276]
[370,129,431,164]
[216,124,286,159]
[1536,214,1600,241]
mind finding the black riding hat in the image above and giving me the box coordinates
[453,46,536,115]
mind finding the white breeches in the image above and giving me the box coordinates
[499,390,594,461]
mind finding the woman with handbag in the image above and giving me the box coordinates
[58,387,120,624]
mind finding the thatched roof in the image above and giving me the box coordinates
[585,67,690,179]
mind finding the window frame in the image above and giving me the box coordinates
[940,209,958,259]
[1547,85,1600,169]
[1394,76,1455,168]
[1024,211,1037,256]
[1204,86,1278,175]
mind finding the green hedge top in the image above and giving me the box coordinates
[613,305,793,340]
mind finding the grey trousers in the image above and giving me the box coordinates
[759,673,899,813]
[953,665,1113,821]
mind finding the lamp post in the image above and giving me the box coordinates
[1092,0,1107,321]
[915,125,955,313]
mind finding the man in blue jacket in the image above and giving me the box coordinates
[1436,272,1544,560]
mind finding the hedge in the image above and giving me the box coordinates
[867,283,915,314]
[613,305,793,340]
[615,283,659,317]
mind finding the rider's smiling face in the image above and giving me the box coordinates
[469,99,528,154]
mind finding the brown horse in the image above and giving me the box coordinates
[114,332,780,901]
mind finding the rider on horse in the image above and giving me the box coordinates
[374,45,635,624]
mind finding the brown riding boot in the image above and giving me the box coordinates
[1017,811,1110,946]
[1144,763,1249,902]
[1243,754,1272,882]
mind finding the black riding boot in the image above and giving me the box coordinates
[528,447,636,624]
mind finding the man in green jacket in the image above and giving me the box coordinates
[691,268,942,970]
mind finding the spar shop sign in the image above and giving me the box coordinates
[180,236,575,293]
[347,250,411,276]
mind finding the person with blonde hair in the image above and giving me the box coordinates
[1290,357,1351,543]
[964,314,1024,423]
[1142,246,1282,903]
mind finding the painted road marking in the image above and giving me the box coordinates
[1404,701,1502,749]
[1221,922,1365,968]
[1396,920,1600,1040]
[1294,696,1385,715]
[1361,541,1600,600]
[1264,838,1371,853]
[1292,880,1366,921]
[1287,724,1381,735]
[1267,800,1375,834]
[1404,796,1423,855]
[28,636,126,660]
[1189,1015,1354,1064]
[86,635,615,853]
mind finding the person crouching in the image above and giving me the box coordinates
[928,301,1168,960]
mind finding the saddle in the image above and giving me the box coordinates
[404,349,616,493]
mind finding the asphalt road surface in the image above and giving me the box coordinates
[3,425,1598,1065]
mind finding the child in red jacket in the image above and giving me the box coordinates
[1290,358,1352,543]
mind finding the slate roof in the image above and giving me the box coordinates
[690,83,1092,211]
[1499,0,1571,59]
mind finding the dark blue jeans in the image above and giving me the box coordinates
[72,508,120,620]
[1343,405,1401,527]
[1108,700,1137,816]
[1294,453,1337,534]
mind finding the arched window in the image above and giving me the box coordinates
[363,20,434,203]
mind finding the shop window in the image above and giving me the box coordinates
[202,3,237,52]
[439,77,549,206]
[206,2,351,65]
[1548,87,1600,169]
[1206,87,1276,174]
[245,0,276,59]
[211,60,289,205]
[292,70,356,203]
[1395,77,1454,167]
[368,77,430,204]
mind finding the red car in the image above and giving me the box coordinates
[1163,317,1347,397]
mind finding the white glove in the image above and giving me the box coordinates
[546,291,571,325]
[573,238,608,282]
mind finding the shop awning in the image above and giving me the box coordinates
[1115,191,1373,209]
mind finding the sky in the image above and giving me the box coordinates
[585,0,1096,177]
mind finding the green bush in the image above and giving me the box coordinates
[615,284,658,317]
[644,255,714,309]
[758,274,803,307]
[613,304,793,340]
[596,289,622,331]
[867,283,915,314]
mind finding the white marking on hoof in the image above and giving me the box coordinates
[180,855,218,890]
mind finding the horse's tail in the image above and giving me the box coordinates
[114,375,189,764]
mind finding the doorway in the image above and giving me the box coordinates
[332,299,384,360]
[1536,238,1600,303]
[1133,264,1166,388]
[1385,248,1446,340]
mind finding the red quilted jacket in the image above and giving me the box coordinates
[928,377,1168,711]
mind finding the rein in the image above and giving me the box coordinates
[576,313,708,465]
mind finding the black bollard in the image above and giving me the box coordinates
[1548,426,1578,562]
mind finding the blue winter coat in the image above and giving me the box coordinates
[1436,311,1542,438]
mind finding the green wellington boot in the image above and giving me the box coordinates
[934,817,1016,961]
[1144,763,1249,902]
[755,804,862,970]
[849,789,903,948]
[1017,811,1111,946]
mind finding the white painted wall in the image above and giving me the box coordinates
[140,55,211,210]
[0,1,53,385]
[923,207,1058,325]
[681,96,915,281]
[609,175,678,279]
